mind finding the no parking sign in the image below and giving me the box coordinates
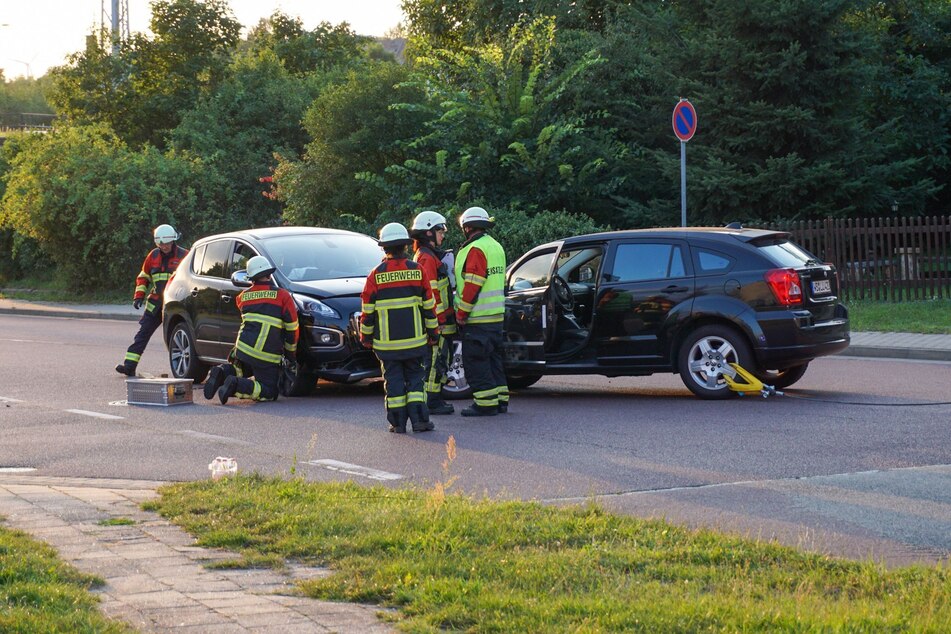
[672,98,697,227]
[672,99,698,142]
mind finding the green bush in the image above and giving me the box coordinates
[0,124,228,292]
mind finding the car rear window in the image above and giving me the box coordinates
[262,234,383,281]
[755,240,820,268]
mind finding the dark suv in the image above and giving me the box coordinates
[492,226,849,399]
[162,226,383,395]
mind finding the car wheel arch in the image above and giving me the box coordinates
[670,316,757,373]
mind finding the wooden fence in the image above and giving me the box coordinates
[771,216,951,302]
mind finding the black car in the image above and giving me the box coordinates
[162,226,384,395]
[488,226,850,399]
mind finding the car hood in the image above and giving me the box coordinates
[282,277,367,299]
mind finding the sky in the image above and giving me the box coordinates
[0,0,405,80]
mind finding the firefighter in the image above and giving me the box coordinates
[361,223,439,433]
[115,224,188,376]
[203,255,299,404]
[455,207,508,416]
[410,210,456,416]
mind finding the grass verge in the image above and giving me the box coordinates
[0,526,131,633]
[146,473,951,632]
[0,274,128,304]
[846,298,951,334]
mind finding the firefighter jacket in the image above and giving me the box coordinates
[413,245,456,335]
[454,232,506,325]
[133,245,188,315]
[360,256,438,360]
[234,282,299,367]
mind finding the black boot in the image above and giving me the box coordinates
[115,363,136,377]
[461,404,497,417]
[409,403,434,432]
[427,397,454,415]
[204,366,225,400]
[217,376,238,405]
[387,409,407,433]
[497,402,508,414]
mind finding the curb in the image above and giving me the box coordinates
[839,345,951,363]
[0,304,139,322]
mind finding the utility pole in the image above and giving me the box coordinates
[101,0,130,55]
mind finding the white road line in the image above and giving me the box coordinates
[0,467,37,473]
[0,396,24,403]
[178,430,252,446]
[306,459,403,481]
[64,409,125,420]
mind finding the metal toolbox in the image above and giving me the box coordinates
[126,378,194,406]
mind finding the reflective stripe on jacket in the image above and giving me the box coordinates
[234,283,299,366]
[360,256,437,357]
[133,245,188,310]
[454,233,506,325]
[414,246,455,334]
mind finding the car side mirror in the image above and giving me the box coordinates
[579,266,593,283]
[231,270,253,288]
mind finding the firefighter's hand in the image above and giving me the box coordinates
[132,298,143,310]
[360,337,373,350]
[456,314,467,328]
[428,335,438,346]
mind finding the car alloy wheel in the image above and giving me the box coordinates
[678,325,752,400]
[169,322,209,382]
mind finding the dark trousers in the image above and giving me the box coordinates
[461,323,508,409]
[123,307,162,368]
[233,359,281,401]
[380,355,427,423]
[423,333,452,403]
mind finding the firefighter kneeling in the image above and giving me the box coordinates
[203,255,299,405]
[361,223,439,433]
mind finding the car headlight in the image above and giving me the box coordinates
[292,294,340,319]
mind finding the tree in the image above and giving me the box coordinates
[48,0,240,148]
[275,60,429,226]
[245,12,373,75]
[369,17,623,222]
[0,124,226,291]
[170,50,312,229]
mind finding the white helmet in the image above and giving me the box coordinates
[247,255,276,281]
[378,222,412,247]
[411,210,448,235]
[153,224,179,245]
[458,206,494,229]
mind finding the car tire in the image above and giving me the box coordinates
[168,322,210,382]
[284,371,318,397]
[506,374,542,390]
[678,325,752,400]
[759,363,809,390]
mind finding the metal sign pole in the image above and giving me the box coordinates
[680,140,687,227]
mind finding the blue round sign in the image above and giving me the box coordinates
[672,99,697,142]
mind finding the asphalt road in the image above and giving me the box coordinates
[2,313,949,567]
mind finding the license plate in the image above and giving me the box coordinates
[811,279,831,294]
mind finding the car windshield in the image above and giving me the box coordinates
[261,233,383,281]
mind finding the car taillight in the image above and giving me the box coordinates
[764,268,803,306]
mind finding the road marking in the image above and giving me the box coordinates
[109,400,129,407]
[65,409,125,420]
[178,430,252,446]
[0,396,23,403]
[0,467,36,473]
[305,459,403,481]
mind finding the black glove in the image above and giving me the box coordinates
[132,298,143,310]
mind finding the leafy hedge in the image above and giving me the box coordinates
[0,125,227,292]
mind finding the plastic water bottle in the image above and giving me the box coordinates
[208,456,237,480]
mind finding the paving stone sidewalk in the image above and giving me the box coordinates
[0,475,395,633]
